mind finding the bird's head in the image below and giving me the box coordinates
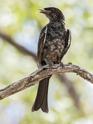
[40,7,65,22]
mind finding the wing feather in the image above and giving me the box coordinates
[37,26,47,64]
[61,29,71,58]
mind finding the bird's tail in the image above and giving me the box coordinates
[32,77,50,113]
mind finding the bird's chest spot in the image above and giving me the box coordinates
[43,39,64,61]
[46,39,64,51]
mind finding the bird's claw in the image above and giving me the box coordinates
[60,63,64,67]
[42,65,50,70]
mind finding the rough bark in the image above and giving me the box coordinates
[0,64,93,100]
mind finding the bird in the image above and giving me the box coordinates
[32,7,71,113]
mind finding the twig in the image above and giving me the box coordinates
[0,64,93,100]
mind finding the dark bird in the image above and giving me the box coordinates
[32,7,71,112]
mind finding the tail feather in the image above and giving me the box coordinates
[41,80,49,112]
[32,77,50,112]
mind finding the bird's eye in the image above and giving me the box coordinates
[44,8,49,10]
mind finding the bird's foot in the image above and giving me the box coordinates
[60,62,64,67]
[42,65,49,70]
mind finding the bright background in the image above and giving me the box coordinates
[0,0,93,124]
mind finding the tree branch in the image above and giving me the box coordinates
[58,74,80,109]
[0,31,37,61]
[0,31,85,108]
[0,64,93,100]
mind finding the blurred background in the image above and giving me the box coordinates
[0,0,93,124]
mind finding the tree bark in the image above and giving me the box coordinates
[0,64,93,100]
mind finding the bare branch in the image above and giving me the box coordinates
[0,32,78,102]
[0,31,91,109]
[0,64,93,100]
[0,32,37,61]
[58,74,80,109]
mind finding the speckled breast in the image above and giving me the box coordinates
[43,38,65,63]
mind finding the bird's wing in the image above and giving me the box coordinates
[37,26,47,64]
[61,29,71,58]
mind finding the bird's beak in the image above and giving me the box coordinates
[40,9,49,15]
